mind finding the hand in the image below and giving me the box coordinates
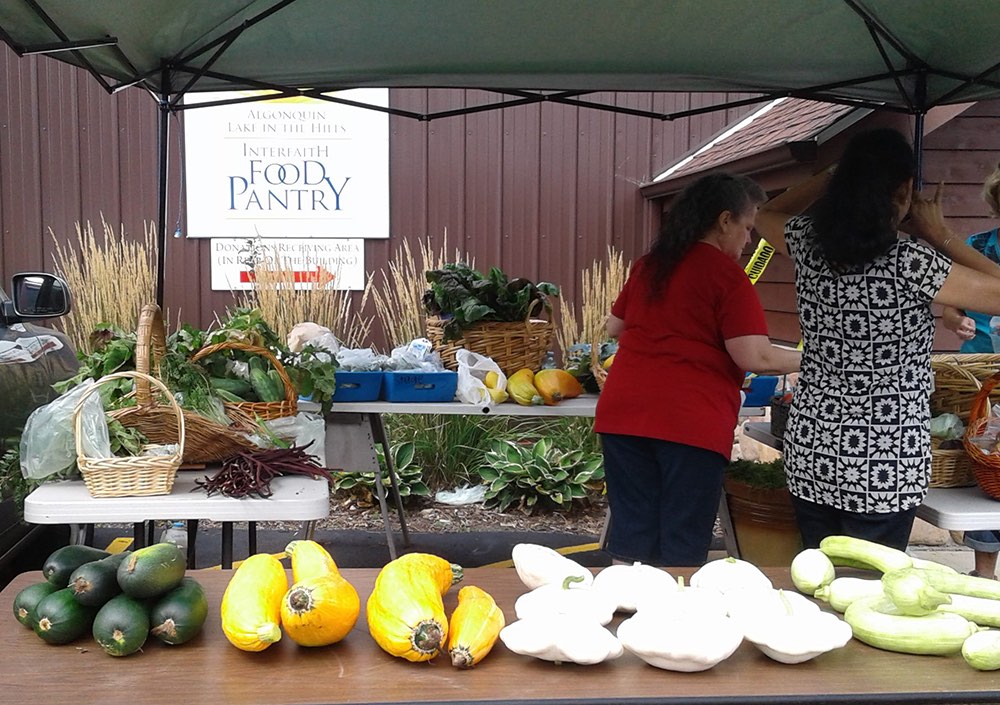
[953,316,977,341]
[901,183,951,247]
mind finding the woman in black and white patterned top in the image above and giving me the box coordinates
[755,128,1000,551]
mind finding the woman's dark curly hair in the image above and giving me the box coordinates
[811,128,914,269]
[646,172,764,298]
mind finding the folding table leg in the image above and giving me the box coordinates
[222,522,234,569]
[369,412,410,546]
[248,521,257,555]
[133,523,145,549]
[186,519,198,568]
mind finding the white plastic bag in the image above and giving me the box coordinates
[455,349,507,405]
[261,412,327,466]
[19,379,109,480]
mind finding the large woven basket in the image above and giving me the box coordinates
[962,369,1000,500]
[112,303,258,466]
[931,353,1000,422]
[191,340,298,421]
[426,302,553,376]
[929,438,976,488]
[75,371,184,497]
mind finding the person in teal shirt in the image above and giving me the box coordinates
[941,163,1000,578]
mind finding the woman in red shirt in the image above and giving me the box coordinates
[594,172,801,566]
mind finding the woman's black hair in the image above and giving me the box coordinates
[646,171,764,298]
[811,128,915,269]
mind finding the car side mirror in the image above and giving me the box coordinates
[10,273,71,318]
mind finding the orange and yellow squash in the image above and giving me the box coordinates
[285,539,338,583]
[220,553,287,651]
[280,573,361,647]
[366,552,463,662]
[533,369,584,406]
[508,368,543,406]
[447,585,506,668]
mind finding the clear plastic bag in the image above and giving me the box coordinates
[19,379,110,480]
[455,349,507,405]
[261,412,327,466]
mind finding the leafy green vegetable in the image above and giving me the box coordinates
[423,262,559,341]
[726,458,787,489]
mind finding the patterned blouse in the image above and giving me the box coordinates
[783,216,951,513]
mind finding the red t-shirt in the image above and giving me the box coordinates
[593,244,769,457]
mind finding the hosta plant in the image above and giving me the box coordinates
[330,441,431,503]
[475,438,604,513]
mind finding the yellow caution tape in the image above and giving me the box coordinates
[480,542,602,569]
[105,537,134,554]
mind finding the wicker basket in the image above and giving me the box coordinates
[931,353,1000,421]
[191,340,298,421]
[75,371,184,497]
[929,438,976,488]
[962,369,1000,500]
[112,304,258,466]
[425,302,554,376]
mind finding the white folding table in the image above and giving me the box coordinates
[307,395,765,559]
[24,472,330,568]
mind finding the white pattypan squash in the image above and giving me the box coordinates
[499,615,623,665]
[742,609,853,664]
[635,577,728,620]
[617,611,743,672]
[725,587,820,627]
[514,575,617,625]
[592,562,678,613]
[689,556,772,594]
[511,543,593,590]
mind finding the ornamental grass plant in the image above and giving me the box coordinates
[556,246,629,365]
[50,217,158,353]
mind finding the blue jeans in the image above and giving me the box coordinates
[600,433,726,567]
[964,530,1000,553]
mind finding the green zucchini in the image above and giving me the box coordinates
[214,388,248,403]
[881,569,951,616]
[938,594,1000,627]
[33,587,98,644]
[42,545,111,586]
[818,535,912,574]
[69,551,131,607]
[963,630,1000,670]
[813,576,884,613]
[210,376,253,396]
[93,593,151,657]
[250,367,282,403]
[915,567,1000,600]
[149,577,209,645]
[12,581,61,629]
[117,543,186,599]
[844,595,981,655]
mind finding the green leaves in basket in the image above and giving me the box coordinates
[422,262,559,342]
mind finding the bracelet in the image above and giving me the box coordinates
[942,234,955,248]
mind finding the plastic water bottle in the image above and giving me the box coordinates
[159,521,188,562]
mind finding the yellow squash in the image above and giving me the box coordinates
[286,539,339,583]
[508,368,543,406]
[447,585,506,668]
[533,369,583,406]
[366,552,463,662]
[281,573,361,647]
[220,553,288,651]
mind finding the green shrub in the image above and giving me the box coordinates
[475,438,604,513]
[330,441,431,502]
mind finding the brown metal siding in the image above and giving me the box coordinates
[2,46,758,350]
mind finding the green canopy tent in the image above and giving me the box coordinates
[2,0,1000,303]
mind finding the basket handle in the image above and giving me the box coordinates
[133,303,168,409]
[968,369,1000,426]
[191,341,298,406]
[524,297,551,327]
[73,370,186,464]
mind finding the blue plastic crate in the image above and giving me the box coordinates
[331,371,384,402]
[742,375,779,406]
[381,371,458,403]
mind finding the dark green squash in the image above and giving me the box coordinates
[12,581,60,629]
[70,551,132,607]
[149,577,208,645]
[42,545,111,586]
[117,543,185,599]
[33,587,98,644]
[92,593,150,657]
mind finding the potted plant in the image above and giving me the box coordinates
[721,458,803,567]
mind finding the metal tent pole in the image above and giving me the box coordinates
[155,67,170,309]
